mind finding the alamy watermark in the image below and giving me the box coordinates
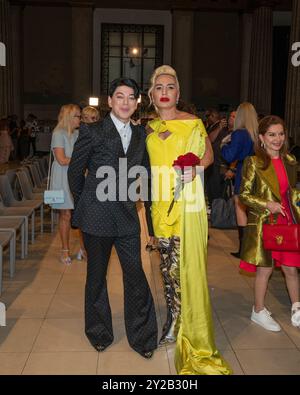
[95,158,205,213]
[291,42,300,67]
[0,42,5,67]
[0,302,6,326]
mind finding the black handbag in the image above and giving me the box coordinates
[210,180,237,229]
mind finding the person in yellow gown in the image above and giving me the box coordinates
[146,65,232,375]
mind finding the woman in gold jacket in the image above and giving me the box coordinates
[239,115,300,332]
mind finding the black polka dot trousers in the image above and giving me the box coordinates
[82,232,158,354]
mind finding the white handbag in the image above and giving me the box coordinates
[44,152,65,205]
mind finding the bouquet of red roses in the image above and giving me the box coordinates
[167,152,201,216]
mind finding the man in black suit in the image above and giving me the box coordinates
[68,78,157,358]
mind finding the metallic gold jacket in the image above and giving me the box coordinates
[239,154,300,267]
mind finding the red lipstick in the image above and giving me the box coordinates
[160,97,170,102]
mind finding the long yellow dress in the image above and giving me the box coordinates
[147,118,232,375]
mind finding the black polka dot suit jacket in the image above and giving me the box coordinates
[68,114,154,237]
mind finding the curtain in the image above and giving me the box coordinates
[0,0,13,118]
[285,0,300,145]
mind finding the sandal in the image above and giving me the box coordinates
[291,302,300,328]
[61,249,72,265]
[76,248,87,260]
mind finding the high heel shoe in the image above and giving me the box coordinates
[60,249,72,265]
[76,248,86,260]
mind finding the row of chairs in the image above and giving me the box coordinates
[0,155,54,294]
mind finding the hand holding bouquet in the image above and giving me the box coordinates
[167,152,201,216]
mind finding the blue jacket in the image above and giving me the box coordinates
[221,129,254,194]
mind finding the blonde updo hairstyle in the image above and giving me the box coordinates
[81,106,100,123]
[148,65,180,108]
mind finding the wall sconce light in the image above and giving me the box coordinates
[0,42,6,66]
[89,97,99,106]
[125,47,140,57]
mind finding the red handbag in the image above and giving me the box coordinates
[263,214,300,252]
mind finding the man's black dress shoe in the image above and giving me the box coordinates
[140,351,154,359]
[93,344,107,352]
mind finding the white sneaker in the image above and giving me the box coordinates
[251,307,281,332]
[291,302,300,328]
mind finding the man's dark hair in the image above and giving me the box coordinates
[109,78,140,99]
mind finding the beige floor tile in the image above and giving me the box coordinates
[0,352,29,375]
[221,349,244,375]
[1,292,53,319]
[208,275,251,290]
[235,349,300,375]
[0,319,43,352]
[22,351,98,375]
[213,316,232,350]
[1,279,12,293]
[19,264,66,276]
[166,346,177,374]
[217,309,296,349]
[64,260,87,275]
[7,274,62,295]
[1,214,299,375]
[97,350,170,375]
[46,293,84,319]
[107,273,123,291]
[32,318,93,352]
[56,274,86,294]
[272,309,300,348]
[210,287,253,311]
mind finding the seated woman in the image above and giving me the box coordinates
[239,115,300,331]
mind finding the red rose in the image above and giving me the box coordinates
[167,152,201,217]
[173,152,200,170]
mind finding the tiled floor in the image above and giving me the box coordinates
[0,208,300,375]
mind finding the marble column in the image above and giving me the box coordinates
[240,13,253,103]
[285,0,300,145]
[248,2,273,115]
[0,0,13,117]
[172,10,194,103]
[71,4,93,106]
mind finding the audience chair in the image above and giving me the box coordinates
[0,217,26,259]
[27,163,45,189]
[0,195,31,255]
[0,175,44,242]
[38,156,49,179]
[0,230,16,295]
[15,169,43,200]
[18,165,44,196]
[15,170,44,234]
